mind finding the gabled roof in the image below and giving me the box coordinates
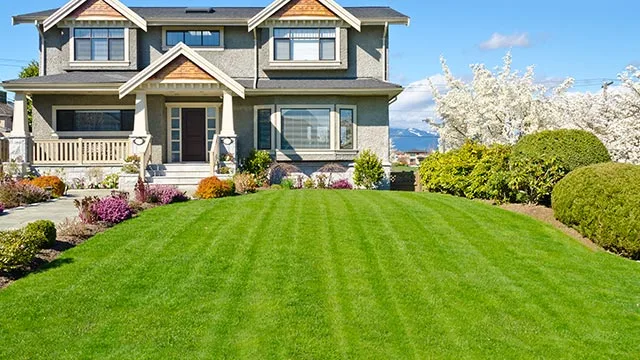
[119,43,245,99]
[43,0,147,32]
[248,0,361,32]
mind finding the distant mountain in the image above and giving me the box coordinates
[390,128,439,152]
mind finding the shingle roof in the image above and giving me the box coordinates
[3,72,401,91]
[0,103,12,117]
[13,6,408,23]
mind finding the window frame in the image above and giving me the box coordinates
[336,105,357,150]
[162,27,225,51]
[269,26,341,66]
[52,105,136,137]
[254,105,276,150]
[68,27,130,67]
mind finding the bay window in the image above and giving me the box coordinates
[273,28,336,61]
[74,28,125,61]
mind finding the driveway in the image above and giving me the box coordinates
[0,190,113,230]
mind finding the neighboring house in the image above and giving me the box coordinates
[405,149,429,167]
[0,92,12,135]
[1,0,408,188]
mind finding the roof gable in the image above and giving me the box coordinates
[248,0,361,32]
[43,0,147,32]
[119,43,245,99]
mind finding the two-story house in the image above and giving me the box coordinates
[2,0,408,188]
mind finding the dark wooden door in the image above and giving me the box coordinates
[181,108,206,162]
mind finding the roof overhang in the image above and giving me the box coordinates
[1,83,122,94]
[248,0,361,32]
[246,87,403,98]
[42,0,147,32]
[119,43,245,99]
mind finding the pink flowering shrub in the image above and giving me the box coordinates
[147,185,189,205]
[91,196,132,224]
[331,179,353,190]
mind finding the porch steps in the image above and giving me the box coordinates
[146,164,230,186]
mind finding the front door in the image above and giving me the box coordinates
[181,108,206,162]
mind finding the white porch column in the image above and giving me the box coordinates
[220,90,236,137]
[130,92,150,155]
[7,92,31,166]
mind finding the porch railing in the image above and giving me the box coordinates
[209,134,220,175]
[32,138,130,165]
[0,137,8,162]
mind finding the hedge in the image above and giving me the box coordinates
[552,163,640,259]
[513,129,611,172]
[0,221,55,271]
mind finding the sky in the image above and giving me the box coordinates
[1,0,639,130]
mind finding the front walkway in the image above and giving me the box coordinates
[0,190,112,230]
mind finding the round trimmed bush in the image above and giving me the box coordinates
[552,163,640,259]
[29,176,66,198]
[24,220,57,248]
[513,129,611,172]
[195,176,235,199]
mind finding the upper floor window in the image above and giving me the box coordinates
[273,28,336,61]
[74,28,125,61]
[166,30,221,47]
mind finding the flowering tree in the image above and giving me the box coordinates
[429,53,640,164]
[428,52,573,150]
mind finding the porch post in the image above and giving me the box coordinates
[219,90,237,172]
[130,91,150,154]
[7,92,31,168]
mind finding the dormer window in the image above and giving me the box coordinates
[163,29,223,50]
[273,28,336,61]
[74,28,125,61]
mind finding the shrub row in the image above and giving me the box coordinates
[0,220,56,272]
[0,177,51,209]
[552,163,640,259]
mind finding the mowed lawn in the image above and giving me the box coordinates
[1,191,639,359]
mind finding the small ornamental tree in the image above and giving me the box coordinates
[353,149,385,190]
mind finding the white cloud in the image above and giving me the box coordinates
[480,32,530,50]
[389,75,445,130]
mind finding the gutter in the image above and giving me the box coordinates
[382,22,388,82]
[35,21,46,76]
[253,29,258,89]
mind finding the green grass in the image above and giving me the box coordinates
[391,164,417,172]
[1,191,639,359]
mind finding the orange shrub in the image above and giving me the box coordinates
[195,176,235,199]
[29,176,66,197]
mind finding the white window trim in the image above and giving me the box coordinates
[165,103,221,163]
[268,26,341,67]
[337,104,358,150]
[52,105,135,137]
[253,105,276,150]
[162,27,225,52]
[68,26,130,67]
[275,104,337,152]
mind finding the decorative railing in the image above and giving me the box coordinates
[209,134,220,175]
[0,137,8,162]
[32,138,130,165]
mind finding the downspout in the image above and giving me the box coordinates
[382,22,389,82]
[35,21,46,76]
[253,29,259,89]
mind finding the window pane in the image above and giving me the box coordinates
[57,110,75,131]
[290,28,319,39]
[274,39,291,60]
[208,130,216,140]
[171,153,180,162]
[171,119,180,129]
[281,109,330,150]
[340,109,354,149]
[207,107,216,119]
[166,31,183,46]
[320,39,335,60]
[207,119,216,129]
[121,110,134,131]
[74,28,91,38]
[320,28,336,38]
[109,28,125,38]
[109,39,125,61]
[75,39,92,61]
[172,142,180,152]
[257,109,272,150]
[92,39,109,61]
[202,31,220,46]
[292,39,319,61]
[171,108,180,118]
[185,31,202,46]
[74,110,119,131]
[274,28,290,38]
[171,131,180,140]
[91,28,109,38]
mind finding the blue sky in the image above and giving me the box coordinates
[1,0,639,128]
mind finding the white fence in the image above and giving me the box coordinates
[32,138,130,165]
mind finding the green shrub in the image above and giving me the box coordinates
[465,144,513,202]
[280,178,294,190]
[552,163,640,259]
[24,220,57,248]
[0,227,46,272]
[354,149,385,190]
[513,129,611,172]
[242,150,273,184]
[508,156,568,205]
